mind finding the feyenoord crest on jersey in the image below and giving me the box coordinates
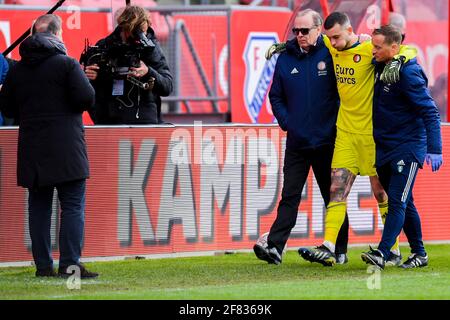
[353,54,361,63]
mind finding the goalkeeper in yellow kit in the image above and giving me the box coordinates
[300,12,419,266]
[268,11,417,266]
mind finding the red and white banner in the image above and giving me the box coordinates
[230,9,292,124]
[1,124,450,264]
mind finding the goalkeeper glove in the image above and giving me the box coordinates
[265,42,287,60]
[380,55,406,84]
[425,153,443,172]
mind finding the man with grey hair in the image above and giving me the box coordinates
[32,14,63,35]
[0,14,98,278]
[265,9,322,60]
[253,9,349,265]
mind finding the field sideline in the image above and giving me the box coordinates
[0,244,449,300]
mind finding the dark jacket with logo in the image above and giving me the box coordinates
[90,26,173,124]
[269,35,339,150]
[0,33,95,188]
[373,58,442,167]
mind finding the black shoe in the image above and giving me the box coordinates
[253,244,275,264]
[253,243,282,265]
[35,267,57,277]
[385,252,402,267]
[336,253,349,265]
[400,253,428,269]
[58,263,99,279]
[267,247,282,265]
[361,246,385,269]
[298,245,336,267]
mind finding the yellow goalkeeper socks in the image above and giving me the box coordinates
[323,202,347,252]
[379,200,400,255]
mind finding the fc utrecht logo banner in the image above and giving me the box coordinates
[242,32,279,123]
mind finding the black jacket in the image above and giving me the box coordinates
[90,26,173,124]
[0,32,95,188]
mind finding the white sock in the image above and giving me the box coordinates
[390,248,400,256]
[323,241,335,253]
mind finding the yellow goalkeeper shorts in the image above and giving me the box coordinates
[331,128,377,176]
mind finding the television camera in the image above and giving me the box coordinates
[79,31,156,90]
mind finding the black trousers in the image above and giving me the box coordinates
[267,145,349,254]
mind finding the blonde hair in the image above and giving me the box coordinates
[117,5,149,35]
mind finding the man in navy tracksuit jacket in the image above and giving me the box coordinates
[361,25,443,269]
[253,9,349,264]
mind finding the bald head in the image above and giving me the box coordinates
[32,14,62,37]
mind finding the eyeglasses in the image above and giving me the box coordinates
[292,26,317,36]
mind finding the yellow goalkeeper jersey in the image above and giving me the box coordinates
[323,36,416,134]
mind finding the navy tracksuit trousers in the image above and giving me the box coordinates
[376,157,426,259]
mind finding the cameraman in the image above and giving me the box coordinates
[84,5,173,124]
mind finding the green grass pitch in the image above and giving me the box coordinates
[0,244,449,299]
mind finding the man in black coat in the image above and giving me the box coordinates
[84,5,173,124]
[0,14,98,278]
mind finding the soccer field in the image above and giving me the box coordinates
[0,244,449,300]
